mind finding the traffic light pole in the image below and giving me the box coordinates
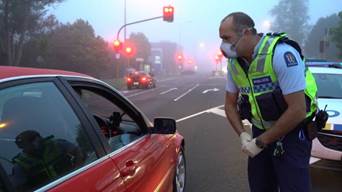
[115,16,164,78]
[116,16,163,40]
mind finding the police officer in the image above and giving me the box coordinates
[11,130,84,191]
[219,12,317,192]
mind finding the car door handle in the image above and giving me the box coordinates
[120,160,137,177]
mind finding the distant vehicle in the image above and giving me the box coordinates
[309,66,342,167]
[126,71,156,90]
[181,60,197,75]
[0,66,185,192]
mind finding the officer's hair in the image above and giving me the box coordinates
[221,12,257,35]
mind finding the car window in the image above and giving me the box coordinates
[73,87,144,152]
[313,73,342,99]
[0,82,97,192]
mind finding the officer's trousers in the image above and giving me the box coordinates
[248,125,312,192]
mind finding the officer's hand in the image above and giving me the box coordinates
[242,138,263,158]
[239,132,252,146]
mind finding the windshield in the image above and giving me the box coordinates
[314,73,342,99]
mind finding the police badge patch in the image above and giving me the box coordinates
[284,51,298,67]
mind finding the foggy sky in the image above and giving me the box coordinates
[51,0,342,70]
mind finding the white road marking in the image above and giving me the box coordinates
[126,88,160,98]
[208,107,226,117]
[309,157,321,164]
[202,88,220,94]
[176,105,224,122]
[173,84,199,102]
[160,88,178,95]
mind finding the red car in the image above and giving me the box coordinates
[126,71,156,90]
[0,66,185,192]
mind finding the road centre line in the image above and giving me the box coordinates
[126,88,160,98]
[173,84,200,102]
[160,88,178,95]
[176,105,224,122]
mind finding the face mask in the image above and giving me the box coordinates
[220,42,237,58]
[220,34,243,59]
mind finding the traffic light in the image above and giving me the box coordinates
[163,6,174,22]
[123,43,136,58]
[113,40,122,52]
[176,54,183,63]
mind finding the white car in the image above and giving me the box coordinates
[309,66,342,163]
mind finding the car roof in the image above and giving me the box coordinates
[309,67,342,75]
[0,66,90,82]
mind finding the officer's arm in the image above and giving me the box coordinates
[225,91,245,135]
[258,91,306,144]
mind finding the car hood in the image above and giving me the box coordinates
[318,98,342,134]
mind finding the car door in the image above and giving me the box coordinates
[65,78,174,192]
[0,77,125,192]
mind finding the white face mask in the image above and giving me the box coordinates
[220,33,243,59]
[220,42,237,58]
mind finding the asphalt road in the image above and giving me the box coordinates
[115,73,341,192]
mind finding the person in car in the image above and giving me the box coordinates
[219,12,317,192]
[11,130,84,191]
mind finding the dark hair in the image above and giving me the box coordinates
[221,12,257,34]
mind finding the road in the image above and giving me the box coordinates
[115,73,341,192]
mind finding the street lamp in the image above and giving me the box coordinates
[262,20,272,31]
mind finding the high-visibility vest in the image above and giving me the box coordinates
[227,33,317,129]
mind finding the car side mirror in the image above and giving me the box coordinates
[151,118,176,134]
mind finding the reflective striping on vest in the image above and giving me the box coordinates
[253,82,279,93]
[240,87,251,94]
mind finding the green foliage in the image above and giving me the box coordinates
[0,0,64,66]
[331,11,342,57]
[128,32,151,62]
[304,13,340,59]
[270,0,309,45]
[21,19,115,78]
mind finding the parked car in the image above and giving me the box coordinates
[308,65,342,167]
[0,66,185,192]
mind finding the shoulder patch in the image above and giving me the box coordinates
[284,51,298,67]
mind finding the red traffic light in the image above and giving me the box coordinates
[125,47,132,54]
[122,42,136,58]
[163,6,174,22]
[113,40,122,52]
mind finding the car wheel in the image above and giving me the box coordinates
[127,85,132,90]
[173,148,186,192]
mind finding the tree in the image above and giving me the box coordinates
[21,19,114,78]
[304,13,340,60]
[270,0,310,45]
[0,0,64,66]
[331,11,342,57]
[128,32,151,70]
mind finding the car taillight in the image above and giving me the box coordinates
[141,77,147,82]
[127,77,132,82]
